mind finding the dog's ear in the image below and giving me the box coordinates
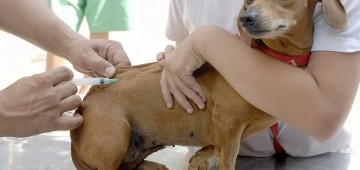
[322,0,347,29]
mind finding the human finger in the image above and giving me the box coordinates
[156,52,165,62]
[160,71,174,108]
[179,75,206,109]
[156,52,166,68]
[158,58,165,68]
[164,45,175,55]
[55,113,83,131]
[157,45,175,62]
[53,81,78,99]
[59,95,82,113]
[157,45,174,68]
[87,50,116,78]
[42,66,74,86]
[167,74,194,114]
[183,75,206,102]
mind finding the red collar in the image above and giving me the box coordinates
[236,34,310,67]
[251,40,310,67]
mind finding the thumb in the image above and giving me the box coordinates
[158,59,165,68]
[88,53,116,78]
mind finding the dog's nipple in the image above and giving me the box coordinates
[189,131,195,138]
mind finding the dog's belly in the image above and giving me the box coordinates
[121,110,216,163]
[128,107,216,147]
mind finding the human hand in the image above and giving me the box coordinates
[0,67,83,137]
[156,45,175,68]
[160,42,207,114]
[63,39,131,78]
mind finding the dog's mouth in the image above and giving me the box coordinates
[242,25,271,36]
[241,19,294,39]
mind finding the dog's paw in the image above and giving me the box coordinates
[135,160,169,170]
[188,161,209,170]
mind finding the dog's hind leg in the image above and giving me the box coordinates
[71,113,131,170]
[71,144,93,170]
[97,118,132,170]
[188,145,214,170]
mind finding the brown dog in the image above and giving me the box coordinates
[70,0,347,169]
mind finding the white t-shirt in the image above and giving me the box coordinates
[165,0,242,41]
[166,0,360,157]
[312,0,360,53]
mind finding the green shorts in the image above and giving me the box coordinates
[48,0,132,32]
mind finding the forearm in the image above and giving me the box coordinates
[191,26,360,140]
[0,0,85,59]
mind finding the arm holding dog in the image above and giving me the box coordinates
[162,20,360,142]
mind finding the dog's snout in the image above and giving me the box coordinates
[239,9,258,26]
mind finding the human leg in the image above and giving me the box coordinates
[46,0,85,71]
[46,53,66,71]
[85,0,132,33]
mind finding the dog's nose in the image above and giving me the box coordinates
[239,9,258,26]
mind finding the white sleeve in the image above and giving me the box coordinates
[312,1,360,52]
[165,0,189,42]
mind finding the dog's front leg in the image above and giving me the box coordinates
[188,145,214,170]
[215,123,245,170]
[212,111,247,170]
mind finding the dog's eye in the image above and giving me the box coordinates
[244,0,254,5]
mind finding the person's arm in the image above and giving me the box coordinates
[161,26,360,141]
[0,0,81,57]
[0,0,130,77]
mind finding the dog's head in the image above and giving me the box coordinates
[238,0,347,40]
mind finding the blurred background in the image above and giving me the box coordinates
[0,0,172,88]
[0,0,359,169]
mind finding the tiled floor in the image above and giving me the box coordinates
[1,0,360,169]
